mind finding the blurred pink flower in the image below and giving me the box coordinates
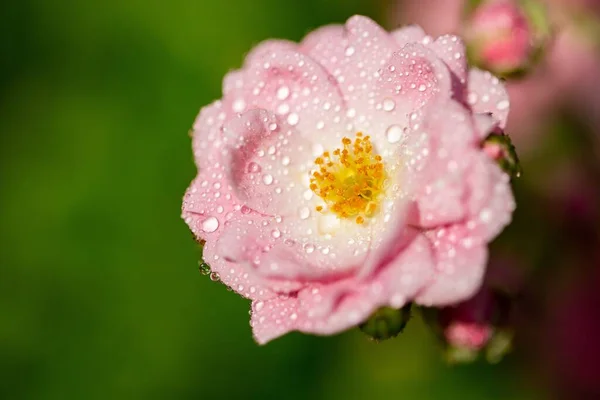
[182,16,515,344]
[465,1,534,75]
[445,322,493,349]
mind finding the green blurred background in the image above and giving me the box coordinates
[0,1,541,399]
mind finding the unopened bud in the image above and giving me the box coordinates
[483,132,522,178]
[465,0,551,77]
[434,287,514,363]
[359,304,412,341]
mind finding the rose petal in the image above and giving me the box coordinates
[416,226,488,306]
[391,25,427,47]
[429,35,468,97]
[303,16,397,114]
[222,109,312,217]
[413,101,478,228]
[368,43,453,153]
[466,68,510,128]
[225,47,348,145]
[466,153,515,241]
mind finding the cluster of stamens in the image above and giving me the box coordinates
[309,133,386,224]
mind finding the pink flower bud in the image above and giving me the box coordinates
[445,322,493,350]
[437,286,514,363]
[465,0,550,77]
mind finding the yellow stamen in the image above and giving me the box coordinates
[310,134,386,224]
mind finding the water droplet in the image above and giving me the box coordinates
[232,98,246,112]
[303,243,315,254]
[277,103,290,114]
[479,208,492,223]
[241,205,252,214]
[287,113,299,126]
[198,261,211,275]
[467,92,478,105]
[201,216,219,233]
[281,156,290,166]
[262,174,274,185]
[209,271,220,281]
[496,100,509,110]
[254,301,264,311]
[383,98,395,112]
[276,86,290,100]
[299,207,310,220]
[271,229,281,238]
[418,84,427,92]
[247,162,261,173]
[385,124,404,144]
[345,46,355,56]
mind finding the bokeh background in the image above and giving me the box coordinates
[1,0,599,399]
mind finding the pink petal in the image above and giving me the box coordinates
[251,283,383,343]
[429,35,468,97]
[202,236,276,301]
[466,69,510,129]
[413,101,479,228]
[223,70,246,96]
[223,40,295,97]
[416,226,489,306]
[373,232,436,304]
[376,43,452,113]
[300,24,343,54]
[181,174,237,241]
[473,112,500,138]
[214,214,307,291]
[224,47,347,142]
[251,295,300,344]
[465,153,515,241]
[302,16,397,113]
[244,39,296,66]
[252,233,436,344]
[390,25,427,47]
[191,100,227,171]
[367,43,453,148]
[221,109,311,217]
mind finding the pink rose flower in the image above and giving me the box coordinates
[182,16,515,344]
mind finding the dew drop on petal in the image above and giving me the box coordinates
[254,301,264,311]
[262,174,274,185]
[383,98,396,112]
[209,271,220,282]
[303,243,315,254]
[496,100,509,110]
[276,86,290,100]
[247,162,261,173]
[232,98,246,112]
[385,124,404,144]
[467,92,478,105]
[201,216,219,233]
[287,113,299,126]
[299,207,310,220]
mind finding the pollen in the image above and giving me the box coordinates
[310,133,386,223]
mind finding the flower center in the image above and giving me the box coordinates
[309,133,386,224]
